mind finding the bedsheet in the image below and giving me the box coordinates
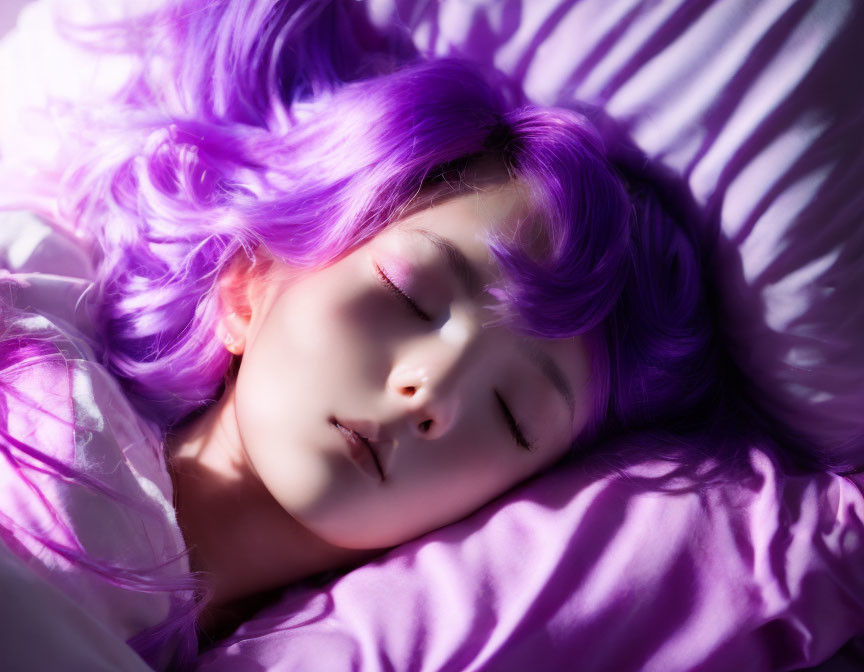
[1,1,863,671]
[0,537,154,672]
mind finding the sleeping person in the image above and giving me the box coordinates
[126,54,732,655]
[1,1,858,670]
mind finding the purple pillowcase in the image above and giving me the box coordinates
[196,445,864,671]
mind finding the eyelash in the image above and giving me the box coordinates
[374,264,433,322]
[495,390,533,451]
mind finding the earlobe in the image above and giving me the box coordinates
[218,311,248,355]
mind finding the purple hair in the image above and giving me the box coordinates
[0,0,816,668]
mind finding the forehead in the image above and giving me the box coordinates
[392,180,547,268]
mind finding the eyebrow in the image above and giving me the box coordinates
[408,226,576,427]
[407,227,485,299]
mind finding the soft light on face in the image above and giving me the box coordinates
[228,181,592,549]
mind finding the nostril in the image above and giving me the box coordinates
[402,386,416,396]
[419,419,432,433]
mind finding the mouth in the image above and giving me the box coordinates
[329,417,386,482]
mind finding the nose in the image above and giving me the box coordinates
[388,364,460,440]
[388,312,489,442]
[387,313,484,440]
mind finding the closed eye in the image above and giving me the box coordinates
[494,390,533,451]
[374,263,432,322]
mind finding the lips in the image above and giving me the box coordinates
[330,417,387,481]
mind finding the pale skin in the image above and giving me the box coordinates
[166,178,592,640]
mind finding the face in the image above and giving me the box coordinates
[224,181,592,549]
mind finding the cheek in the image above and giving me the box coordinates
[253,271,386,388]
[235,264,390,441]
[240,290,336,416]
[226,266,395,537]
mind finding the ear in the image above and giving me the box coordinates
[215,248,275,356]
